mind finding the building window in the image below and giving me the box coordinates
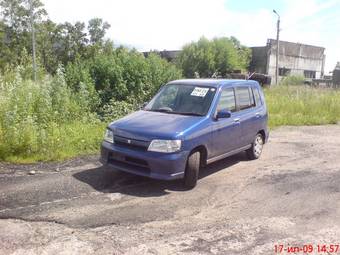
[279,67,291,76]
[304,70,316,79]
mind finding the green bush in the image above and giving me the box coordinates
[65,49,182,109]
[87,49,182,106]
[65,59,100,112]
[144,53,182,99]
[176,36,250,78]
[0,67,102,162]
[101,100,137,122]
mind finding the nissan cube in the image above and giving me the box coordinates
[100,79,269,188]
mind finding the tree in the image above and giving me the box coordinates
[0,0,115,74]
[177,36,251,78]
[229,36,251,70]
[0,0,46,33]
[87,18,110,45]
[35,19,60,73]
[58,21,88,64]
[0,0,46,70]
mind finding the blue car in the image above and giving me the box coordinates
[101,79,269,188]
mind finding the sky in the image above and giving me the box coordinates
[43,0,340,72]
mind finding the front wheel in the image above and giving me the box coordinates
[246,133,264,160]
[183,152,200,189]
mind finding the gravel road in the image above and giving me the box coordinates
[1,125,340,255]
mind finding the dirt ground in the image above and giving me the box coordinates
[1,125,340,255]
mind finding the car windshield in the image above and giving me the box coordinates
[144,84,216,116]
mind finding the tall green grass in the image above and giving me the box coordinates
[0,68,105,163]
[265,85,340,128]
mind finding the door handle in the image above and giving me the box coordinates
[255,112,261,118]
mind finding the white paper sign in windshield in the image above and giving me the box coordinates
[191,87,209,97]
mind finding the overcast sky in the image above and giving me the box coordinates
[43,0,340,72]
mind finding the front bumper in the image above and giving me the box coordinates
[100,141,189,180]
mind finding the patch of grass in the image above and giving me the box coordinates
[265,85,340,128]
[1,122,106,163]
[279,75,305,86]
[0,69,108,163]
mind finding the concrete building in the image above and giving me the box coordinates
[250,39,326,84]
[333,62,340,86]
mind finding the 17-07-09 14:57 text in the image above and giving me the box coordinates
[274,244,339,253]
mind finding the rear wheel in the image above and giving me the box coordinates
[183,151,200,189]
[246,133,264,160]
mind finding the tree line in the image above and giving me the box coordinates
[0,0,251,85]
[0,0,112,73]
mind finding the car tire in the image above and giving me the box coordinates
[184,151,200,189]
[246,133,264,160]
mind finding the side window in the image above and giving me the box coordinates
[235,86,253,111]
[249,87,255,107]
[252,87,262,106]
[216,88,236,112]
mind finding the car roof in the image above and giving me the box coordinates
[167,79,258,88]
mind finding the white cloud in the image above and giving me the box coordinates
[43,0,339,71]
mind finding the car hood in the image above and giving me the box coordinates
[109,110,206,141]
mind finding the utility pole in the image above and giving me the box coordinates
[273,9,280,85]
[29,0,37,81]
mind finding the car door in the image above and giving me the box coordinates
[210,87,242,158]
[234,85,257,147]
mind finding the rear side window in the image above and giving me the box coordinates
[235,86,253,110]
[252,87,262,106]
[216,88,236,112]
[249,87,255,107]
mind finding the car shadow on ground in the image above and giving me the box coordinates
[73,152,248,198]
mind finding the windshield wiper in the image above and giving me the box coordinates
[147,108,173,113]
[172,112,204,116]
[146,109,203,116]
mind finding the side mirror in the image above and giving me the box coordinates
[216,109,231,119]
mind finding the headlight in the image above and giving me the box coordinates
[148,140,181,153]
[104,129,114,143]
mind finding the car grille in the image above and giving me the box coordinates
[108,152,150,174]
[114,135,150,151]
